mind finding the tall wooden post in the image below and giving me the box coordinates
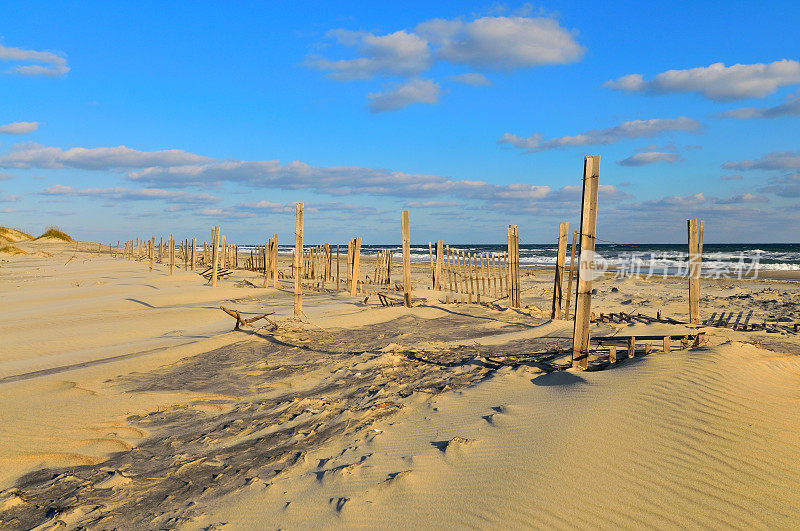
[220,234,227,269]
[271,234,278,288]
[294,203,304,315]
[336,244,340,291]
[211,226,220,287]
[688,218,702,324]
[169,234,174,275]
[551,222,569,319]
[507,225,520,308]
[572,155,600,370]
[191,237,196,271]
[564,229,578,320]
[350,237,362,297]
[401,210,412,307]
[149,237,154,271]
[435,240,443,291]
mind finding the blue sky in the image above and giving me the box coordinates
[1,1,799,244]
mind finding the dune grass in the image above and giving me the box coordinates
[36,225,74,242]
[0,226,33,243]
[0,244,27,255]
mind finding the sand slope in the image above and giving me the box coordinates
[194,339,800,529]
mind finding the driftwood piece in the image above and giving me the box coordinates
[220,306,276,331]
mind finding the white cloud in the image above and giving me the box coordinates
[37,184,217,205]
[0,143,214,170]
[305,15,583,111]
[0,43,70,77]
[720,174,743,181]
[368,78,442,112]
[0,122,39,134]
[759,173,800,197]
[39,184,74,195]
[617,151,681,166]
[417,16,584,69]
[0,172,14,181]
[716,193,768,204]
[405,200,459,208]
[499,117,702,152]
[604,60,800,101]
[723,150,800,171]
[306,30,431,80]
[0,194,20,202]
[720,91,800,118]
[449,73,491,86]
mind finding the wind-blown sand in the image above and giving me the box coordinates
[1,239,799,528]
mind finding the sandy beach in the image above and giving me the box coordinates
[1,237,799,528]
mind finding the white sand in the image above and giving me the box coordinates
[1,239,799,528]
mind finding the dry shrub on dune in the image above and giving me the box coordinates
[36,225,74,242]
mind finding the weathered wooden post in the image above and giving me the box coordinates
[551,222,569,319]
[435,240,443,291]
[572,155,600,370]
[271,234,278,287]
[350,237,362,297]
[507,225,520,307]
[294,203,304,315]
[687,218,703,324]
[191,237,196,271]
[428,242,435,288]
[335,244,340,291]
[401,210,412,307]
[168,234,174,275]
[211,226,220,287]
[564,229,578,320]
[220,234,227,269]
[149,237,154,271]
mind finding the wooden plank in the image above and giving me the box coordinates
[401,210,412,307]
[572,155,600,370]
[688,218,700,324]
[211,226,220,287]
[628,336,636,359]
[294,203,304,315]
[564,229,578,320]
[551,221,569,319]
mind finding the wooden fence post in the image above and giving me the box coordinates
[564,229,578,320]
[551,221,569,319]
[271,234,278,287]
[507,225,520,307]
[294,203,304,315]
[402,210,412,307]
[688,218,702,324]
[211,226,220,287]
[191,237,196,271]
[336,244,340,291]
[149,237,154,272]
[572,155,600,370]
[350,237,362,297]
[435,240,443,291]
[169,234,174,275]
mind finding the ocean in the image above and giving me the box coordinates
[238,243,800,278]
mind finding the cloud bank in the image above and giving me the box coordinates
[604,60,800,101]
[499,117,702,153]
